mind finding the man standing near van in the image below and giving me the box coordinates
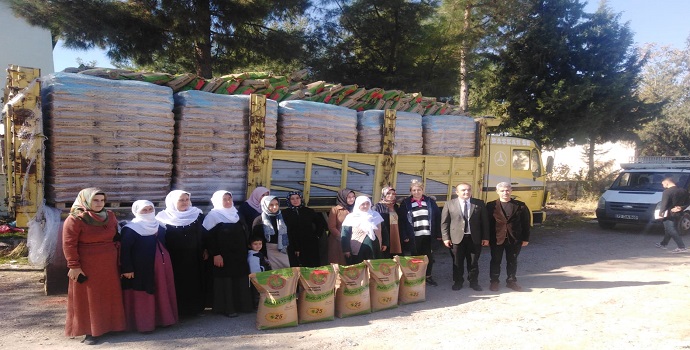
[487,182,530,292]
[655,177,688,253]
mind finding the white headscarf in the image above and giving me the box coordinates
[125,200,160,236]
[260,195,289,252]
[155,190,203,226]
[341,196,384,241]
[202,190,240,230]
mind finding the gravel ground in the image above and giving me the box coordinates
[1,221,689,350]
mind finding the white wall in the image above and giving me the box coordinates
[0,2,54,96]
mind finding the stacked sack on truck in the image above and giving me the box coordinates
[277,100,357,153]
[41,72,175,203]
[357,110,423,154]
[172,91,278,201]
[422,115,477,157]
[75,67,464,115]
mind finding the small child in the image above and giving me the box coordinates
[248,235,271,274]
[248,235,271,309]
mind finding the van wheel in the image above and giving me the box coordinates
[598,220,616,229]
[677,212,690,236]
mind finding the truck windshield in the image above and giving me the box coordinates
[610,172,690,192]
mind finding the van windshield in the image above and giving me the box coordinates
[610,172,690,192]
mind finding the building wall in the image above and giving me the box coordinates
[0,2,54,97]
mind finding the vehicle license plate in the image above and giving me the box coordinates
[615,214,638,220]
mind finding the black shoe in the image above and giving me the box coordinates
[426,277,438,286]
[226,312,239,318]
[451,282,463,290]
[82,335,100,345]
[469,283,483,291]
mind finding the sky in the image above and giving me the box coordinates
[52,0,690,72]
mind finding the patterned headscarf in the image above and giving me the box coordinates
[286,191,304,211]
[155,190,203,226]
[202,190,240,230]
[336,188,356,212]
[379,186,396,204]
[247,186,270,212]
[260,196,289,252]
[125,200,160,236]
[69,187,109,226]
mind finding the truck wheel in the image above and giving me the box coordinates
[676,212,690,236]
[598,220,616,229]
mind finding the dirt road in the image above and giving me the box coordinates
[1,221,689,349]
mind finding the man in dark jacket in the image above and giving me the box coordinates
[486,182,530,292]
[655,177,688,253]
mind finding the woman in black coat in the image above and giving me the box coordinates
[202,190,253,317]
[282,191,327,267]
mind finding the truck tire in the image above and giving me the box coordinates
[598,220,616,229]
[676,212,690,236]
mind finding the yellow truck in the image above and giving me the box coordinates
[2,65,550,294]
[3,65,550,225]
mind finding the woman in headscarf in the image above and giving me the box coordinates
[251,196,291,269]
[202,191,252,317]
[120,200,178,333]
[238,186,269,226]
[341,196,385,264]
[327,188,356,265]
[282,191,327,267]
[155,190,206,317]
[63,188,125,345]
[374,186,401,258]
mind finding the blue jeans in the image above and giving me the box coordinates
[661,220,685,249]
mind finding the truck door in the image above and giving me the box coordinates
[509,147,546,216]
[484,137,546,223]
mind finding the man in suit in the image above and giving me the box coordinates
[486,182,530,292]
[441,182,489,291]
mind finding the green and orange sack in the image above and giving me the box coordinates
[334,262,371,318]
[297,264,337,324]
[365,259,400,312]
[250,267,300,330]
[395,255,428,305]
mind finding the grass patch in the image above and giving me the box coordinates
[0,240,30,265]
[0,256,29,265]
[543,198,597,228]
[0,232,27,240]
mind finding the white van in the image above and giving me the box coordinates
[596,157,690,234]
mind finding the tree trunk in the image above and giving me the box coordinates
[458,4,471,112]
[193,0,213,78]
[587,138,596,181]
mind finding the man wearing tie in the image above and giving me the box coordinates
[441,183,489,291]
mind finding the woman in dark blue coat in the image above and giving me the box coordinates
[121,200,178,332]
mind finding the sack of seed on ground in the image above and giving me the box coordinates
[250,267,300,330]
[297,264,337,324]
[395,255,428,305]
[334,262,371,318]
[365,259,400,312]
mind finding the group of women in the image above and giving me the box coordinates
[63,181,440,344]
[328,180,441,285]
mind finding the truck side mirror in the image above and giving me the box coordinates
[546,156,554,174]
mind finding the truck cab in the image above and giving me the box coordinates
[596,156,690,232]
